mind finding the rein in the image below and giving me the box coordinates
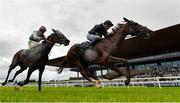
[45,40,61,46]
[45,40,53,44]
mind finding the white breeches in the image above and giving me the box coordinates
[28,40,40,49]
[87,33,101,42]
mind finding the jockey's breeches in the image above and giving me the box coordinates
[87,33,101,42]
[28,40,40,49]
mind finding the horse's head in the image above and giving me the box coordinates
[51,28,70,46]
[123,17,154,39]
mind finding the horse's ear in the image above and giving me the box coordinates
[52,28,56,33]
[123,17,130,22]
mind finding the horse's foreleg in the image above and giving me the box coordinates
[80,67,101,88]
[106,56,131,86]
[3,50,22,86]
[84,66,102,88]
[2,64,17,86]
[8,66,27,82]
[102,65,122,80]
[124,62,131,86]
[38,67,45,91]
[87,71,99,81]
[18,68,34,86]
[79,66,93,82]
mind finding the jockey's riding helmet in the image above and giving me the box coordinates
[103,20,114,27]
[39,26,46,32]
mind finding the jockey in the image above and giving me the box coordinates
[87,20,113,46]
[28,26,46,49]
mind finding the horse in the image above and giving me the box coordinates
[2,29,70,91]
[48,18,153,87]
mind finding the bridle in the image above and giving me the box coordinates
[45,39,53,44]
[44,39,61,47]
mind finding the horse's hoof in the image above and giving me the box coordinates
[2,82,5,86]
[96,86,102,89]
[124,80,130,86]
[14,86,23,91]
[93,80,102,88]
[96,85,102,89]
[95,82,102,88]
[17,82,22,86]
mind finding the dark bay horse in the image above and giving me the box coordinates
[48,18,153,87]
[2,29,70,91]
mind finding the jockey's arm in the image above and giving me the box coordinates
[88,30,95,35]
[32,33,44,41]
[103,33,109,38]
[88,25,100,35]
[42,35,46,40]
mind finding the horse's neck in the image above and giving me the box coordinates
[29,41,54,56]
[32,35,55,55]
[110,26,127,45]
[96,24,128,53]
[42,39,55,55]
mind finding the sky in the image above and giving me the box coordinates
[0,0,180,82]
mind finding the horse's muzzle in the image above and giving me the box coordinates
[64,40,70,46]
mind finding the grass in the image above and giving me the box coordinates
[0,86,180,102]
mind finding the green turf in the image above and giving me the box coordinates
[0,86,180,102]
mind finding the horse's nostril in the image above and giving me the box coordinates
[65,40,70,45]
[67,40,70,43]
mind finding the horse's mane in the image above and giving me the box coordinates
[106,23,126,38]
[46,33,53,40]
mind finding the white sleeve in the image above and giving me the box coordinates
[32,31,43,41]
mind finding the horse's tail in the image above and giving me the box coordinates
[9,50,24,68]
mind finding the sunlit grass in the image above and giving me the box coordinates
[0,86,180,102]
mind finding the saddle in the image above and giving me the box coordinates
[21,43,43,59]
[77,38,101,48]
[75,41,95,56]
[77,41,91,48]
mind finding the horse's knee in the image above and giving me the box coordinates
[80,72,86,77]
